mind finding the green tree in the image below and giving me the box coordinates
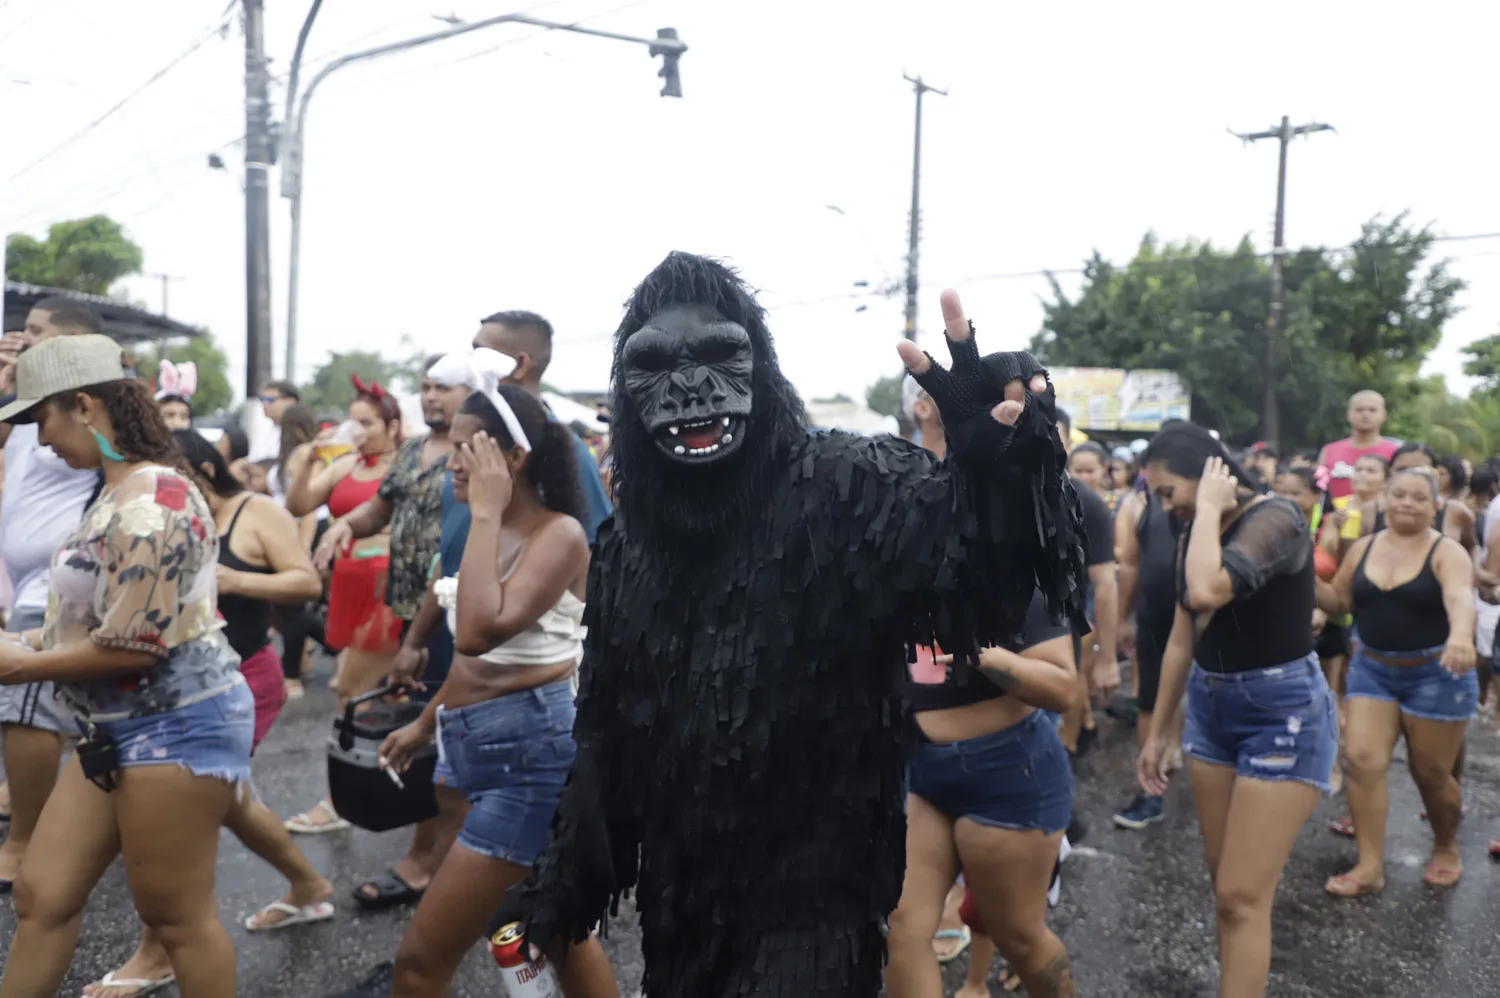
[5,215,144,296]
[134,332,235,416]
[1461,329,1500,397]
[1030,214,1464,450]
[302,350,410,412]
[865,373,905,420]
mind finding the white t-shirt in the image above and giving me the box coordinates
[0,425,97,611]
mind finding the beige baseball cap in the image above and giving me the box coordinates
[0,333,128,424]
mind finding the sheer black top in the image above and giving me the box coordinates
[1179,497,1315,674]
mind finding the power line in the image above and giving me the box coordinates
[0,0,57,47]
[7,12,232,182]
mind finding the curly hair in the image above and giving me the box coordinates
[49,379,187,471]
[460,387,584,523]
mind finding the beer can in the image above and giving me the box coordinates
[490,922,560,998]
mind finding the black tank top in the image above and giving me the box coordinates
[1134,493,1179,670]
[1351,533,1448,651]
[218,496,275,660]
[1187,499,1316,674]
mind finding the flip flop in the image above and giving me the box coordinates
[932,926,971,963]
[1490,839,1500,858]
[1328,815,1355,838]
[1423,862,1462,887]
[1324,872,1384,897]
[353,868,426,910]
[244,899,336,932]
[284,803,351,835]
[81,970,177,997]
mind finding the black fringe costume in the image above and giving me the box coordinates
[505,252,1087,998]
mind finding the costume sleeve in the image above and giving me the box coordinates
[91,477,207,657]
[505,522,637,950]
[1220,499,1312,600]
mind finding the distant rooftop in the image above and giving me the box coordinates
[4,282,202,344]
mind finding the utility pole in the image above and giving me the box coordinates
[1230,115,1334,449]
[243,0,274,399]
[902,74,946,341]
[143,272,184,317]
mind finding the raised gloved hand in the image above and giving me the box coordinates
[896,289,1055,468]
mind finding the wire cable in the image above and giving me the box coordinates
[7,12,232,182]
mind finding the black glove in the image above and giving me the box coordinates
[487,885,533,943]
[908,322,1055,468]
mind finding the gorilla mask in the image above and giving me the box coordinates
[621,302,753,466]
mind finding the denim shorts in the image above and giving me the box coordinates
[434,680,576,866]
[92,678,255,786]
[906,709,1074,834]
[1182,655,1338,793]
[1347,645,1479,722]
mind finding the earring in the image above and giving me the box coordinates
[89,425,126,462]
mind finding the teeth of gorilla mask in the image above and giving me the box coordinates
[622,302,754,466]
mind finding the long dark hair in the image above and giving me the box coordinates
[277,403,319,476]
[460,386,584,523]
[1142,421,1254,486]
[174,429,244,498]
[49,379,185,470]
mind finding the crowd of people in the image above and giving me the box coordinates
[0,273,1489,998]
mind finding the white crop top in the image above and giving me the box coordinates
[434,574,586,666]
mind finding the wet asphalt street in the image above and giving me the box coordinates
[2,665,1499,997]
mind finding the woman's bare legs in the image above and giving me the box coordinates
[0,725,64,883]
[883,793,961,998]
[1402,713,1469,883]
[1210,777,1320,998]
[0,759,119,998]
[1329,697,1401,892]
[958,822,1072,997]
[388,842,616,998]
[114,766,238,998]
[87,785,336,997]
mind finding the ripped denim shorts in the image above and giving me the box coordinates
[1182,654,1338,794]
[88,677,255,786]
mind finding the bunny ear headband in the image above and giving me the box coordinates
[155,360,197,402]
[425,348,529,452]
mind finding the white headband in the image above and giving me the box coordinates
[424,349,530,452]
[472,348,531,453]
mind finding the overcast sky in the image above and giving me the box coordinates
[2,0,1497,407]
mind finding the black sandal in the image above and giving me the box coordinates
[352,868,426,910]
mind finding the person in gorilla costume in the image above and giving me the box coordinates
[501,251,1085,998]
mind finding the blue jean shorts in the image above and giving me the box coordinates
[434,680,576,866]
[1182,655,1338,793]
[91,678,255,786]
[906,709,1074,834]
[1347,645,1478,722]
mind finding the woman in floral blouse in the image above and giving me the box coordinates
[0,334,249,998]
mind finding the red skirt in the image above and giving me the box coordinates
[325,555,402,655]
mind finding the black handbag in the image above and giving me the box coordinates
[326,685,439,832]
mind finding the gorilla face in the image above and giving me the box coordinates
[621,302,753,466]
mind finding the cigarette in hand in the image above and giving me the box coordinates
[378,756,405,789]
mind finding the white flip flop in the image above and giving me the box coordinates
[81,970,176,997]
[283,803,351,834]
[244,899,336,932]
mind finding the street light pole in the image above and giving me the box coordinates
[278,14,687,379]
